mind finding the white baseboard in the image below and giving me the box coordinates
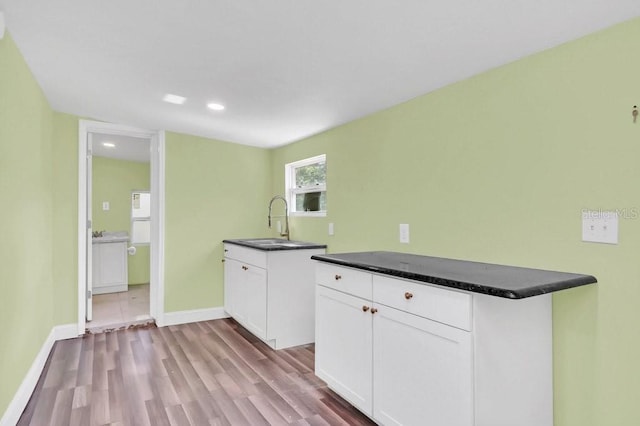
[54,323,80,341]
[162,306,229,327]
[1,323,79,426]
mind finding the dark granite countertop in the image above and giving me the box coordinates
[224,238,327,252]
[310,251,597,299]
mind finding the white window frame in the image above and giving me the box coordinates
[285,154,327,217]
[131,190,151,245]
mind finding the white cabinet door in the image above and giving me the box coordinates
[244,264,267,340]
[99,242,127,286]
[224,258,267,339]
[373,304,473,426]
[92,242,128,294]
[316,285,373,416]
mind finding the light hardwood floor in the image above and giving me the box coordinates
[18,318,375,425]
[88,284,153,333]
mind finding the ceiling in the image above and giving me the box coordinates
[2,1,639,148]
[91,133,150,163]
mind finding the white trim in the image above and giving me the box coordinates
[78,120,165,333]
[151,132,166,326]
[162,307,229,327]
[54,323,80,341]
[290,211,327,218]
[0,324,77,426]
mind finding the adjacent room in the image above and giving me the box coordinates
[2,1,640,425]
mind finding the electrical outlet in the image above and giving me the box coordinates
[582,210,618,244]
[399,224,410,243]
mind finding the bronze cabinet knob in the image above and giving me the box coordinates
[404,292,413,300]
[371,308,378,314]
[335,274,342,280]
[362,305,370,312]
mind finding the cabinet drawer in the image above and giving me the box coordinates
[224,243,267,269]
[316,263,372,300]
[373,275,471,331]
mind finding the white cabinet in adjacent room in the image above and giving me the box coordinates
[92,240,128,294]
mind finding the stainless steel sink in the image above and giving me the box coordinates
[224,237,327,251]
[244,239,303,247]
[244,238,289,245]
[238,238,311,248]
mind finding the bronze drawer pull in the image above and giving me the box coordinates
[335,274,342,280]
[242,265,248,270]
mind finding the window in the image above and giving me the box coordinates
[131,191,150,244]
[286,154,326,216]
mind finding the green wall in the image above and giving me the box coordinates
[4,15,640,426]
[270,18,640,426]
[51,112,79,325]
[164,132,272,312]
[0,34,55,416]
[92,156,150,285]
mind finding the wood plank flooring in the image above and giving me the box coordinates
[18,318,375,426]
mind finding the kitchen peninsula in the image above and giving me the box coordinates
[311,251,597,426]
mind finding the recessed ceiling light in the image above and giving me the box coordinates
[163,94,187,105]
[102,142,115,148]
[207,102,225,111]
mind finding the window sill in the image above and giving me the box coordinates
[290,211,327,218]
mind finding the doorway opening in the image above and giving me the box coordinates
[78,120,165,335]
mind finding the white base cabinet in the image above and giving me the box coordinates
[315,262,552,426]
[92,241,128,294]
[224,243,325,350]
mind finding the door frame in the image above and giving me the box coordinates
[77,120,166,335]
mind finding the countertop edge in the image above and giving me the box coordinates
[92,238,129,244]
[310,254,597,299]
[224,239,327,251]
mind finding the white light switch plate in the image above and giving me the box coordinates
[399,223,410,243]
[102,201,110,211]
[582,210,618,244]
[328,222,334,236]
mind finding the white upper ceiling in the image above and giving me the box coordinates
[2,1,639,148]
[91,133,150,163]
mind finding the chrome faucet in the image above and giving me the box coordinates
[268,195,290,240]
